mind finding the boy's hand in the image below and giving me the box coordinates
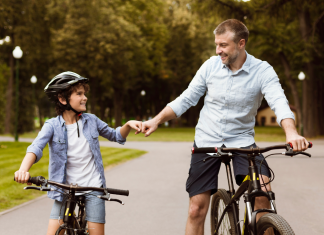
[127,121,142,134]
[14,170,32,185]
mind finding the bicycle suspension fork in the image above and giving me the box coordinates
[224,162,241,235]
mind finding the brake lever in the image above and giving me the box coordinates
[109,198,124,205]
[295,152,311,157]
[97,193,125,205]
[24,185,53,191]
[24,186,41,191]
[283,150,311,157]
[203,150,232,162]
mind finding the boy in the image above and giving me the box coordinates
[14,71,142,235]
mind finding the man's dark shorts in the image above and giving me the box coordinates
[186,142,271,198]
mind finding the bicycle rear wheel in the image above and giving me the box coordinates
[256,214,295,235]
[210,189,236,235]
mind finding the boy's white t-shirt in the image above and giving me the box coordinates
[65,119,102,189]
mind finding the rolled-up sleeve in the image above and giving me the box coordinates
[95,116,126,144]
[26,122,54,163]
[167,59,210,117]
[260,64,295,126]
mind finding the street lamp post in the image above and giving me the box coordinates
[140,90,146,121]
[298,71,305,136]
[31,75,37,131]
[12,46,23,141]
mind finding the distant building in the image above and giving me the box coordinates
[256,105,297,127]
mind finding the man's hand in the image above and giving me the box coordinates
[142,119,159,137]
[281,118,309,152]
[286,133,309,152]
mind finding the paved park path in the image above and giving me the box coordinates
[1,137,323,234]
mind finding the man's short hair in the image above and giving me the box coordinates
[213,19,249,44]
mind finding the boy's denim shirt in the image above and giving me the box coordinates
[27,113,126,201]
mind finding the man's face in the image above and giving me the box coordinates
[215,31,240,66]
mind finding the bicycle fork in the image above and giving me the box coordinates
[225,161,242,235]
[243,160,277,235]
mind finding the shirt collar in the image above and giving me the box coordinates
[59,113,88,127]
[59,115,66,127]
[241,51,251,74]
[221,51,251,74]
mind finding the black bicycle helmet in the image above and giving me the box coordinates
[44,71,89,137]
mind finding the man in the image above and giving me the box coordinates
[141,19,309,235]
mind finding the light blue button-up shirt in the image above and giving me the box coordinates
[167,52,294,148]
[26,113,126,201]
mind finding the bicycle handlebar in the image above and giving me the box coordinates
[191,142,313,154]
[14,176,129,196]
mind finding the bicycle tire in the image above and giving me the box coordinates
[210,189,236,235]
[55,216,80,235]
[256,213,295,235]
[55,224,75,235]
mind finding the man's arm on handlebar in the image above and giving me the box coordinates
[14,152,37,185]
[281,118,309,151]
[141,106,177,137]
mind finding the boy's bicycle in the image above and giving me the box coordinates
[15,176,129,235]
[191,142,313,235]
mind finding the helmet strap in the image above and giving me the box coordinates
[63,95,82,138]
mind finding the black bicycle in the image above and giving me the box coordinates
[15,176,129,235]
[191,142,313,235]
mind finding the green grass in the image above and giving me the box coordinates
[0,142,146,212]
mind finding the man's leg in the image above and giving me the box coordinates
[185,191,211,235]
[254,174,274,235]
[254,174,271,221]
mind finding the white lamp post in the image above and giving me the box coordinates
[31,76,37,130]
[140,90,146,120]
[13,46,23,141]
[298,71,305,135]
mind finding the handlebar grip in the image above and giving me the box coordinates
[28,176,45,186]
[288,142,313,148]
[192,147,218,154]
[106,188,129,196]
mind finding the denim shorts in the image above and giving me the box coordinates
[49,190,106,224]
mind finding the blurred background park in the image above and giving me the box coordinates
[0,0,324,140]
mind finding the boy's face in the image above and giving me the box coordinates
[69,86,87,112]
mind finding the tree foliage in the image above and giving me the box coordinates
[0,0,323,137]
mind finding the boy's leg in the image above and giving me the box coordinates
[48,200,64,235]
[46,219,63,235]
[88,222,104,235]
[85,191,106,234]
[185,191,211,235]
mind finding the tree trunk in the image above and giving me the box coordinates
[279,52,302,132]
[113,88,123,127]
[298,9,317,137]
[5,54,14,133]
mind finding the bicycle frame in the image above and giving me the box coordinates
[214,154,277,235]
[59,188,87,235]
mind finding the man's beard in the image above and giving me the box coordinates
[222,50,239,66]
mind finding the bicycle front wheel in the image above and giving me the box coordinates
[256,213,295,235]
[55,225,76,235]
[210,189,236,235]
